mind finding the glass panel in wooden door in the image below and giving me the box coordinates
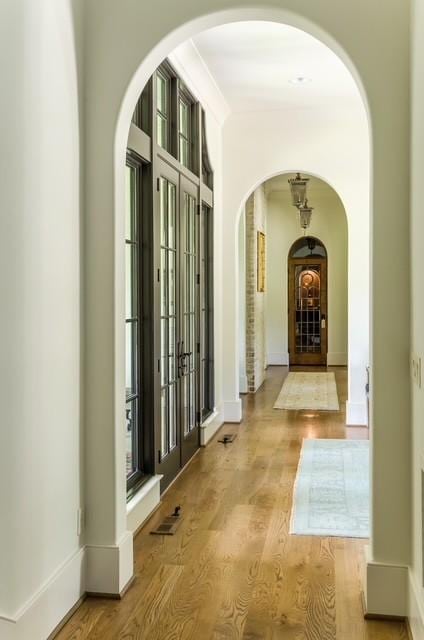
[288,257,327,366]
[180,178,200,465]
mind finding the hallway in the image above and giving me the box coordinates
[57,367,407,640]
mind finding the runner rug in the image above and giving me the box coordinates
[290,438,369,538]
[273,372,339,411]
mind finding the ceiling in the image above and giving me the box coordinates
[264,174,341,200]
[192,21,362,114]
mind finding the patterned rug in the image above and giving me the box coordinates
[273,372,339,411]
[290,439,369,538]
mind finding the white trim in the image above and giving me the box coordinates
[200,408,223,445]
[223,399,242,422]
[327,352,347,366]
[239,374,248,393]
[364,546,408,617]
[0,547,85,640]
[85,530,133,595]
[127,475,163,535]
[346,401,367,426]
[408,570,424,639]
[267,352,289,366]
[169,40,230,126]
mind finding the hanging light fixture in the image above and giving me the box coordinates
[288,172,309,207]
[298,199,314,230]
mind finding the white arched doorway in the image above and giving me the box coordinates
[238,173,350,387]
[83,1,410,619]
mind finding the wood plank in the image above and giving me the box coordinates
[56,367,407,640]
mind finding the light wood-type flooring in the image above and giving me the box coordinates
[56,366,408,640]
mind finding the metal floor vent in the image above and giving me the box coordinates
[218,433,237,444]
[150,506,182,536]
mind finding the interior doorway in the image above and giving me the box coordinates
[288,236,328,366]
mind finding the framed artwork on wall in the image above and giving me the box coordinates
[257,230,266,292]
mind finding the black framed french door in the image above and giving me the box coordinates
[179,176,200,466]
[155,159,200,488]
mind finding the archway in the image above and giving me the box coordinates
[83,1,411,619]
[236,171,353,413]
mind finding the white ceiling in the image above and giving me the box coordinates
[192,21,362,114]
[264,174,341,200]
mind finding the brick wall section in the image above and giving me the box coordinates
[245,185,267,393]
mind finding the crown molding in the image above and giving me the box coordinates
[169,39,231,126]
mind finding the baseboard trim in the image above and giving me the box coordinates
[346,401,367,426]
[408,570,424,639]
[327,352,347,366]
[85,530,133,596]
[47,595,86,640]
[267,352,289,366]
[200,408,224,445]
[86,574,136,600]
[0,546,86,640]
[364,547,408,617]
[239,375,248,393]
[223,399,242,422]
[361,591,406,621]
[127,474,163,535]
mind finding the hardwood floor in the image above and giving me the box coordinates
[56,366,408,640]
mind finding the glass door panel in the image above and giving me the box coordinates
[180,178,200,466]
[288,256,327,366]
[159,175,178,460]
[155,161,200,487]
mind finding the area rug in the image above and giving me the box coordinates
[273,372,339,411]
[290,439,369,538]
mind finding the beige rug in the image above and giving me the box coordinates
[273,372,340,411]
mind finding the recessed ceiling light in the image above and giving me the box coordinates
[289,76,312,85]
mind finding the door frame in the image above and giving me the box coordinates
[179,174,201,467]
[288,256,328,366]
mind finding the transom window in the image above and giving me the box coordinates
[178,95,192,169]
[156,69,170,151]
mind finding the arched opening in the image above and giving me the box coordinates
[80,1,412,624]
[237,171,350,401]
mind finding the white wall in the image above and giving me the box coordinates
[0,0,83,637]
[266,182,348,367]
[222,105,368,425]
[245,186,267,392]
[238,209,247,392]
[409,1,424,636]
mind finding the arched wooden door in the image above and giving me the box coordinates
[288,237,327,366]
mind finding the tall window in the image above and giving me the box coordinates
[132,79,152,134]
[156,69,170,151]
[125,155,143,489]
[178,94,192,169]
[127,58,215,493]
[200,204,214,420]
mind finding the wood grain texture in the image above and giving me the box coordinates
[56,367,408,640]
